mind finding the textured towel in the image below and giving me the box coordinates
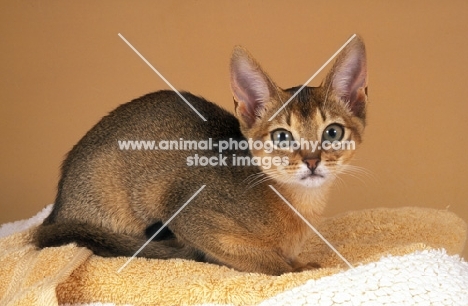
[261,249,468,305]
[0,205,466,305]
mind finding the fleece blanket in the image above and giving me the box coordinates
[0,205,467,306]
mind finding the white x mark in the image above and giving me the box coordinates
[268,34,357,121]
[117,185,206,273]
[118,33,207,121]
[115,33,355,272]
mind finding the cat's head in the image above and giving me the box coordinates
[230,36,367,189]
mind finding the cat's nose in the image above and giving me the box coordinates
[303,158,320,172]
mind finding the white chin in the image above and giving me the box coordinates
[297,175,327,188]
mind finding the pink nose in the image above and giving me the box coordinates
[303,158,320,171]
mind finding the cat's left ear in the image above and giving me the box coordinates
[324,35,368,120]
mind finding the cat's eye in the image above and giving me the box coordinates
[322,124,344,142]
[271,129,294,145]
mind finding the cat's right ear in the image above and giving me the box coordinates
[230,46,276,128]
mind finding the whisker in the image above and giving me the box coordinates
[242,168,281,184]
[243,172,265,184]
[244,169,281,189]
[341,164,376,182]
[329,172,346,191]
[335,165,376,187]
[248,174,280,189]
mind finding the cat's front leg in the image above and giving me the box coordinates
[202,249,296,275]
[200,236,319,275]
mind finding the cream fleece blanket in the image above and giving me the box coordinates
[0,205,466,306]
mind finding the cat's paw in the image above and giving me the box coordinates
[292,261,321,272]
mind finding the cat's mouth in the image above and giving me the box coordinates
[297,172,326,188]
[301,173,324,180]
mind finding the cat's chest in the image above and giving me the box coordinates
[268,200,315,257]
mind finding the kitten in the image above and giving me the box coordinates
[34,36,367,275]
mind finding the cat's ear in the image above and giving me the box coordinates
[324,36,368,119]
[230,46,276,128]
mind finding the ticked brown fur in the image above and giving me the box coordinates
[34,36,368,275]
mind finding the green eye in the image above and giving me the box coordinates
[271,129,294,144]
[322,124,344,142]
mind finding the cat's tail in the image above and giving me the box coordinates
[33,222,204,261]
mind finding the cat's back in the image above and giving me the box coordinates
[66,90,242,160]
[102,90,240,140]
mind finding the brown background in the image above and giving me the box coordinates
[1,1,467,259]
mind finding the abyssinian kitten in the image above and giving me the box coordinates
[34,36,367,275]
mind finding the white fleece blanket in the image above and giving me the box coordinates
[261,250,468,305]
[1,206,467,306]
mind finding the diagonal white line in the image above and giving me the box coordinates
[268,185,354,269]
[118,33,207,121]
[117,185,206,273]
[268,34,357,121]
